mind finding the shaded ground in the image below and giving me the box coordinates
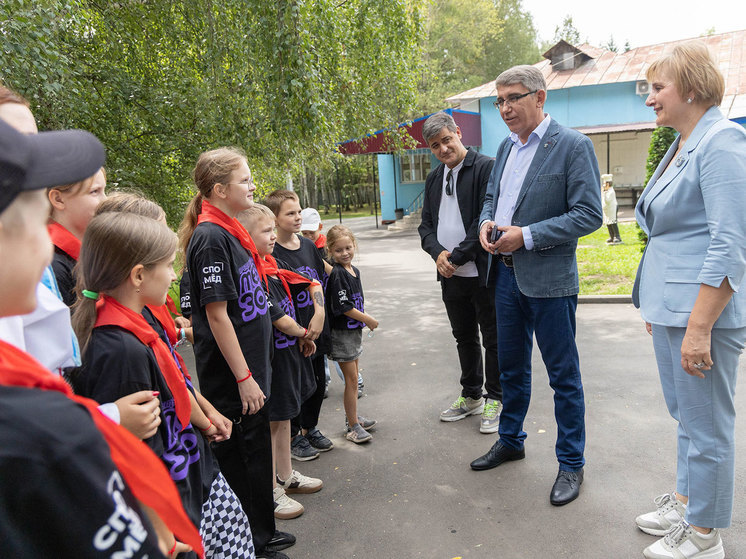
[182,216,746,559]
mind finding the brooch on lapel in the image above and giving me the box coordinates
[675,155,684,167]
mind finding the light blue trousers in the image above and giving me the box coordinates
[651,324,746,528]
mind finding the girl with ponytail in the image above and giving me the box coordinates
[182,148,294,556]
[72,212,254,558]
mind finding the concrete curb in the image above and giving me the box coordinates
[578,294,632,304]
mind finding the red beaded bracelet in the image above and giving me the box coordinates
[237,370,252,383]
[169,540,177,556]
[199,419,213,432]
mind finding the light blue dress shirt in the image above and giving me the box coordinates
[494,114,552,252]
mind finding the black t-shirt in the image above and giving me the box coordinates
[0,385,164,558]
[326,263,366,330]
[265,259,315,420]
[179,269,192,319]
[51,247,77,307]
[273,235,331,355]
[186,222,273,418]
[73,326,212,528]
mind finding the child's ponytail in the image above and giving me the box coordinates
[72,212,177,355]
[178,147,246,259]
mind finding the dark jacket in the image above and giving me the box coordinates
[418,147,495,287]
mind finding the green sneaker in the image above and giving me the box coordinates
[480,399,502,433]
[439,396,484,422]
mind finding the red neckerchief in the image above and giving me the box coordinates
[95,296,191,432]
[262,254,316,302]
[165,294,180,317]
[0,340,204,556]
[47,222,81,260]
[197,200,267,287]
[146,303,191,381]
[314,233,326,250]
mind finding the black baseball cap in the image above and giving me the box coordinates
[0,118,106,214]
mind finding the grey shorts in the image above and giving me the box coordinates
[328,328,363,362]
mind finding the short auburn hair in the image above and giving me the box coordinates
[646,42,724,107]
[264,189,299,216]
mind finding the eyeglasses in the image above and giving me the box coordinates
[494,90,538,109]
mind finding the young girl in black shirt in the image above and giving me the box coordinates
[325,225,379,443]
[72,212,254,559]
[179,147,294,558]
[47,167,107,307]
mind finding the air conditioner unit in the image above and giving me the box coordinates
[636,81,650,95]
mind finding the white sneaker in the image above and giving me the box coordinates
[480,399,502,433]
[643,520,723,559]
[440,396,484,422]
[277,469,323,495]
[273,486,304,519]
[636,492,687,536]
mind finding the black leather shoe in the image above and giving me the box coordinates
[265,530,296,552]
[470,441,525,471]
[550,468,584,506]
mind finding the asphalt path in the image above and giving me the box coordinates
[181,215,746,559]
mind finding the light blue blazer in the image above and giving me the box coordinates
[632,106,746,328]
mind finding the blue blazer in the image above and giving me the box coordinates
[632,106,746,328]
[479,119,602,297]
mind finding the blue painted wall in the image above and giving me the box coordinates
[480,81,653,156]
[378,152,443,221]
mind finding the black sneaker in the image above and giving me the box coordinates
[290,433,319,461]
[305,428,334,451]
[265,530,296,552]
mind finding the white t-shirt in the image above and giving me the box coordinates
[436,160,477,278]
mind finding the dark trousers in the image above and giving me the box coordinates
[441,275,501,401]
[494,261,585,471]
[211,406,275,552]
[291,353,326,433]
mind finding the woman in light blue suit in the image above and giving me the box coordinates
[632,43,746,559]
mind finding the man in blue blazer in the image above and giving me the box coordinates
[469,65,602,506]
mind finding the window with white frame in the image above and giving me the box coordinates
[400,151,431,183]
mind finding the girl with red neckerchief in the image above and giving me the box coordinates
[178,148,294,559]
[71,212,254,559]
[47,167,107,306]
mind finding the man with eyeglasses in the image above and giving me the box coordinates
[470,65,602,507]
[418,112,503,435]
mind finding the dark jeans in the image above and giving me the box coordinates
[211,406,275,552]
[291,353,326,433]
[441,275,501,401]
[494,261,585,471]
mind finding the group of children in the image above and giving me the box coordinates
[0,85,378,559]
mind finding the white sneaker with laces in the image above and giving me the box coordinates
[636,492,687,536]
[440,396,484,422]
[273,485,304,519]
[277,469,323,494]
[480,399,502,434]
[643,520,723,559]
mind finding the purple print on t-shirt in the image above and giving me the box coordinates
[274,295,297,349]
[294,265,318,309]
[347,292,365,329]
[160,398,200,481]
[238,259,268,322]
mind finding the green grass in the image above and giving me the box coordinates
[320,204,381,220]
[577,222,643,295]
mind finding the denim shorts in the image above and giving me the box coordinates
[328,328,363,362]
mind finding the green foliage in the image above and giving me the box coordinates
[603,36,618,53]
[2,0,427,226]
[636,126,677,248]
[552,15,580,45]
[417,0,540,114]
